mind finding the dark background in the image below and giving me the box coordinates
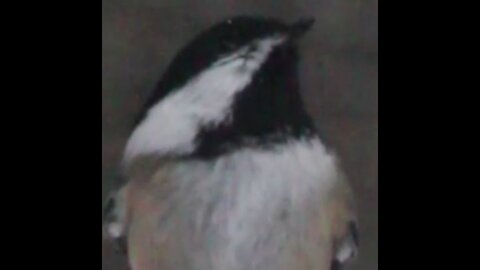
[102,0,377,269]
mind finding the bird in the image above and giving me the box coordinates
[103,15,359,270]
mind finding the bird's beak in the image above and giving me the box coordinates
[289,17,315,39]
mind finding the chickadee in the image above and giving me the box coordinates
[103,16,358,270]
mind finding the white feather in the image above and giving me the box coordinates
[142,137,340,270]
[123,36,285,163]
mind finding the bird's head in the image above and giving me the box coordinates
[124,16,317,163]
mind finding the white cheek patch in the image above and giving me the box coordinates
[123,36,286,164]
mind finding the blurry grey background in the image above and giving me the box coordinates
[102,0,377,269]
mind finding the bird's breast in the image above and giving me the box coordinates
[127,138,340,270]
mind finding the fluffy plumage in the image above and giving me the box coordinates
[104,15,358,270]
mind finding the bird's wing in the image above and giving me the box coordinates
[288,174,358,270]
[323,176,359,270]
[121,159,183,270]
[103,184,129,254]
[103,156,173,256]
